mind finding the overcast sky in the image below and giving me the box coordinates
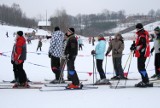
[0,0,160,19]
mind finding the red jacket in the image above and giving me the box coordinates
[135,30,150,58]
[12,36,27,64]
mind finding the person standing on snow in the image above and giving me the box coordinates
[91,34,111,84]
[36,38,42,51]
[11,31,29,88]
[150,26,160,79]
[48,27,64,84]
[130,23,152,87]
[78,36,83,50]
[106,33,126,80]
[65,28,82,89]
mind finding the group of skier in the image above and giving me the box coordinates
[92,23,160,87]
[10,23,160,89]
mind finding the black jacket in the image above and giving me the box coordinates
[65,34,78,57]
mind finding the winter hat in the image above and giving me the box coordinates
[17,31,23,36]
[54,26,60,31]
[68,28,75,34]
[154,26,160,32]
[136,23,143,29]
[98,34,104,37]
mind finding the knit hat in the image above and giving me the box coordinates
[54,26,60,31]
[68,28,75,34]
[17,31,23,36]
[154,26,160,32]
[98,34,104,37]
[136,23,143,29]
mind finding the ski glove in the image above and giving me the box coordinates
[91,50,96,55]
[105,51,109,56]
[150,47,154,54]
[11,60,14,64]
[130,44,136,51]
[48,52,52,58]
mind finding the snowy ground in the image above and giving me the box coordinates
[0,24,159,108]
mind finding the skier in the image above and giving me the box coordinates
[78,36,83,50]
[6,32,9,38]
[65,28,82,89]
[130,23,152,87]
[91,34,110,84]
[11,31,29,88]
[48,27,64,84]
[106,33,126,80]
[92,37,95,46]
[150,26,160,79]
[36,38,42,51]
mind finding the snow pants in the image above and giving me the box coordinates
[96,59,106,79]
[67,56,80,85]
[137,57,149,83]
[13,62,27,84]
[51,56,61,80]
[154,53,160,75]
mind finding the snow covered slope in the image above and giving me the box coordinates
[0,24,159,108]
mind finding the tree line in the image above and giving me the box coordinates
[0,3,37,28]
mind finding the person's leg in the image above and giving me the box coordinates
[116,57,124,77]
[17,62,27,84]
[51,56,60,80]
[137,57,149,83]
[112,57,119,76]
[96,59,106,79]
[67,57,79,85]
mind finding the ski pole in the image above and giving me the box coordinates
[58,58,67,84]
[124,51,134,86]
[105,57,107,75]
[115,51,133,89]
[146,54,152,69]
[92,54,95,85]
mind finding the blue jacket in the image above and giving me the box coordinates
[95,39,106,60]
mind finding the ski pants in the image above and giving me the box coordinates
[137,57,149,83]
[13,62,27,84]
[96,59,106,79]
[51,56,60,80]
[154,53,160,75]
[67,56,79,85]
[112,57,124,77]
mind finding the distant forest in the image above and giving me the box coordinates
[1,3,160,36]
[0,3,37,28]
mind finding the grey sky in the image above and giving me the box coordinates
[0,0,160,18]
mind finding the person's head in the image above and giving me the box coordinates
[136,23,143,31]
[154,26,160,34]
[54,26,60,31]
[67,28,75,35]
[17,31,23,37]
[115,33,122,40]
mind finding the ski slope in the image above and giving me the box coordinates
[0,23,159,108]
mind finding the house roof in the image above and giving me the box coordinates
[38,21,51,26]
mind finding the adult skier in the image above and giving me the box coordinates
[11,31,29,88]
[130,23,152,87]
[65,28,82,89]
[150,26,160,79]
[48,27,64,84]
[106,33,126,80]
[91,34,110,84]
